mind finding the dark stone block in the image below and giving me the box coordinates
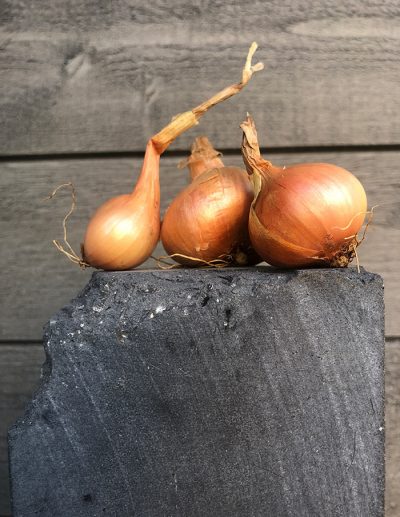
[9,267,384,516]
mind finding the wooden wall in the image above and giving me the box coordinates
[1,1,399,514]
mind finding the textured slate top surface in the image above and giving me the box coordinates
[9,267,384,516]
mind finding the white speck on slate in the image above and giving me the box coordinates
[155,305,166,314]
[149,313,154,319]
[183,308,189,316]
[92,306,103,312]
[80,323,84,328]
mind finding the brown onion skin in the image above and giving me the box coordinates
[240,114,368,269]
[83,141,160,270]
[161,166,260,266]
[249,162,367,268]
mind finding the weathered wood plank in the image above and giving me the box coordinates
[386,339,400,517]
[1,1,400,154]
[0,345,44,516]
[1,339,399,516]
[0,151,399,339]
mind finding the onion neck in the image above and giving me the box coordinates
[240,115,282,193]
[181,136,225,180]
[132,140,160,204]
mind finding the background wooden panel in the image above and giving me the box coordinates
[1,0,400,155]
[1,151,399,340]
[386,340,400,517]
[1,339,398,516]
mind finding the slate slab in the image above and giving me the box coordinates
[8,267,384,516]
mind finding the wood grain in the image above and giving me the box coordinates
[1,151,399,340]
[1,1,400,155]
[386,339,400,517]
[1,337,398,516]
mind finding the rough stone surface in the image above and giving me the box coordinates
[8,267,384,517]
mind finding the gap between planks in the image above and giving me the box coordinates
[1,144,400,163]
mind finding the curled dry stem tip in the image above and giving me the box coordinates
[242,42,265,83]
[45,182,89,269]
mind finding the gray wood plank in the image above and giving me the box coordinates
[0,151,399,339]
[1,339,399,516]
[385,339,400,517]
[0,345,44,516]
[1,1,400,155]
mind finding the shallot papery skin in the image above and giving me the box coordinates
[241,116,368,268]
[161,149,259,267]
[83,143,160,270]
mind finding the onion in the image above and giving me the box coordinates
[161,136,260,267]
[83,140,161,270]
[52,44,264,271]
[241,115,368,268]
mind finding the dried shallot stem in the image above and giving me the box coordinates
[151,43,264,154]
[179,136,225,180]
